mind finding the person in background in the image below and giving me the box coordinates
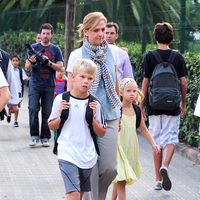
[54,69,67,97]
[48,58,106,200]
[0,68,10,112]
[140,22,187,191]
[67,12,121,200]
[0,49,20,113]
[7,54,29,127]
[25,23,64,147]
[35,32,41,43]
[112,78,160,200]
[105,22,134,83]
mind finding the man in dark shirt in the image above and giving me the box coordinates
[25,23,64,147]
[141,22,187,191]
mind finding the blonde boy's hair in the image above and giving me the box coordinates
[78,12,107,39]
[120,78,144,104]
[72,59,97,77]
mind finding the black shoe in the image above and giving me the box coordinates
[7,115,11,123]
[13,121,19,127]
[160,167,172,191]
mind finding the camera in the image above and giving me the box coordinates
[25,44,49,67]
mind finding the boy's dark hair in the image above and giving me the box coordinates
[39,23,54,34]
[153,22,173,44]
[11,54,20,60]
[106,22,119,34]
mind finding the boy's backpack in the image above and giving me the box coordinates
[148,50,181,111]
[120,104,141,129]
[53,91,101,155]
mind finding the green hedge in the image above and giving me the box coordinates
[0,32,199,147]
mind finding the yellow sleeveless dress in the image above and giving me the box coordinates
[113,114,142,185]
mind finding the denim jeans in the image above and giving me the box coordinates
[28,83,54,139]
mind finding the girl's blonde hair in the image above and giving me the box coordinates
[120,78,144,104]
[72,58,97,77]
[78,12,107,39]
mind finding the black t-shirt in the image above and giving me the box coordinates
[142,49,188,116]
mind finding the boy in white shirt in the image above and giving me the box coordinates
[48,58,106,200]
[8,54,29,127]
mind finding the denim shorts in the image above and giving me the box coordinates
[149,115,180,149]
[58,159,92,193]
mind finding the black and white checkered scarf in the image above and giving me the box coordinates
[83,39,121,109]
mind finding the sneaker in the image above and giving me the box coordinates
[41,138,50,147]
[160,167,172,191]
[13,121,19,127]
[154,181,162,190]
[29,137,39,147]
[7,115,11,123]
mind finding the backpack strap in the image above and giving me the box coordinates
[64,79,67,92]
[85,94,100,155]
[149,50,164,63]
[133,104,141,129]
[120,104,141,129]
[18,67,24,97]
[53,91,70,155]
[167,50,177,64]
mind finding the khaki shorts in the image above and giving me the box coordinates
[148,115,180,149]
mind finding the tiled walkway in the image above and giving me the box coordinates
[0,90,199,200]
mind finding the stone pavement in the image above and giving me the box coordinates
[0,90,200,200]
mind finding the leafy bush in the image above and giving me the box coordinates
[0,32,199,147]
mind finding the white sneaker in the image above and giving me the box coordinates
[29,137,39,147]
[154,181,162,190]
[41,138,50,147]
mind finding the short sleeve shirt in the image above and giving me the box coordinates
[28,43,63,87]
[142,49,188,116]
[48,93,104,168]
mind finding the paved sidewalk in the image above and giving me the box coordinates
[0,90,200,200]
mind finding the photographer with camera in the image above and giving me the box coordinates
[25,23,64,147]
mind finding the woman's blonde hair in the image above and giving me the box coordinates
[78,12,107,39]
[120,78,144,104]
[72,58,97,77]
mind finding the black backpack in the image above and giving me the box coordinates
[148,50,181,111]
[120,104,141,129]
[53,92,103,155]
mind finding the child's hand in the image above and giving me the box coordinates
[152,144,161,154]
[58,100,70,114]
[88,100,97,115]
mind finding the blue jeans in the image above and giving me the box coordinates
[28,83,54,139]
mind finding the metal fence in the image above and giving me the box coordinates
[0,1,200,53]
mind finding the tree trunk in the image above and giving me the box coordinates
[65,0,76,68]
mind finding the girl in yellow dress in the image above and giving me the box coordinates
[112,78,160,200]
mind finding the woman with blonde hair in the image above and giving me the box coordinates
[66,12,121,200]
